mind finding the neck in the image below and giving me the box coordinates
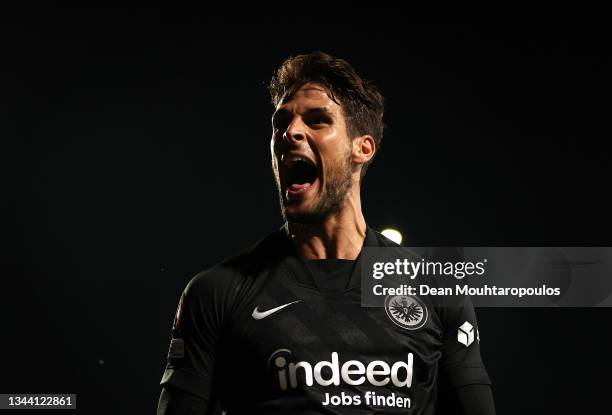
[287,187,367,260]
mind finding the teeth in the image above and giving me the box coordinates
[282,155,314,168]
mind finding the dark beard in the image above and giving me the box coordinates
[276,154,353,225]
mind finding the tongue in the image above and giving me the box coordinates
[289,183,311,192]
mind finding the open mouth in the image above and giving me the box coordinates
[283,155,319,200]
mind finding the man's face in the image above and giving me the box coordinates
[271,83,355,224]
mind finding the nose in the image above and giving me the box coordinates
[283,117,306,143]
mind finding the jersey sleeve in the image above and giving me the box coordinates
[160,268,238,401]
[437,384,496,415]
[437,294,492,388]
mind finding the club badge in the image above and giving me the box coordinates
[384,295,428,330]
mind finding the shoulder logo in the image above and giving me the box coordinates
[252,300,301,320]
[384,295,428,330]
[458,321,475,346]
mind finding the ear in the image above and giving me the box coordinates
[351,134,376,166]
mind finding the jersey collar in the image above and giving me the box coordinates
[280,223,388,291]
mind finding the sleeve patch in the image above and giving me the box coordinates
[168,338,185,359]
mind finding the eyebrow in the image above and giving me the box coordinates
[272,106,335,122]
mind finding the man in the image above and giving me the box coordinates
[157,52,495,414]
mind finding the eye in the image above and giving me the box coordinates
[305,115,331,127]
[272,115,291,131]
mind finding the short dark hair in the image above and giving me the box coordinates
[269,51,385,177]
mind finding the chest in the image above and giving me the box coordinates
[225,274,444,376]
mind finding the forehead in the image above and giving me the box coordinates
[276,83,341,113]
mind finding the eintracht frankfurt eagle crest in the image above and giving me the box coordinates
[384,295,428,330]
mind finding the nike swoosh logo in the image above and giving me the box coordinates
[252,300,301,320]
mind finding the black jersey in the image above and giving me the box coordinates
[160,226,491,414]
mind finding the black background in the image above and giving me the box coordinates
[3,8,611,414]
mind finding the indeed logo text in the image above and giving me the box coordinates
[269,350,414,391]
